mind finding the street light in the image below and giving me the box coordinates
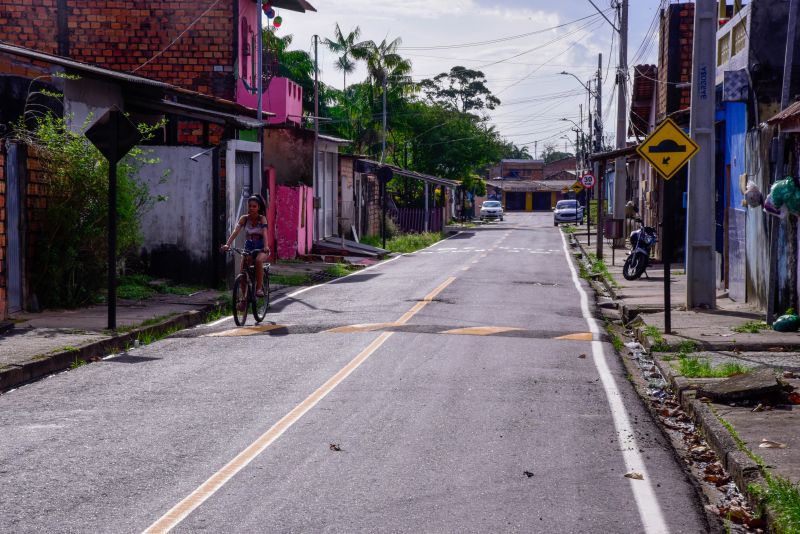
[559,71,595,96]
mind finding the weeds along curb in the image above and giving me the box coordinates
[652,355,777,524]
[0,299,228,393]
[568,234,619,299]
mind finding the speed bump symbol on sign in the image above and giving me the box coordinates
[636,118,699,180]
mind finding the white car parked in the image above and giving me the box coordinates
[553,199,584,226]
[480,200,504,221]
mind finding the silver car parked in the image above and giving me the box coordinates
[553,200,584,226]
[480,200,504,221]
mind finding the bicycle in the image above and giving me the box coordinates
[227,247,270,326]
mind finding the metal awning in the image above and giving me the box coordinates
[270,0,317,12]
[588,144,640,162]
[357,159,460,189]
[128,98,268,129]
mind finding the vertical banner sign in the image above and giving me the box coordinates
[85,107,141,330]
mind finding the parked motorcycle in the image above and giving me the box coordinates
[622,218,657,280]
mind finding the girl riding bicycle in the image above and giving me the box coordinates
[221,195,269,297]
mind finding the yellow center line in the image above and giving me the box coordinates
[143,276,457,534]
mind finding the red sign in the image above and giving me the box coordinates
[581,173,596,189]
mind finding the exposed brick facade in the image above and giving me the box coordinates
[0,1,237,100]
[657,3,694,120]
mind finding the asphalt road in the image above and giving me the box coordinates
[0,212,710,533]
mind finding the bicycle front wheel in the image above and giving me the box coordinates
[253,266,270,322]
[233,273,249,326]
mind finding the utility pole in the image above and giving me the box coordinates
[686,0,716,309]
[381,76,387,163]
[612,0,628,235]
[313,34,319,240]
[257,2,264,122]
[595,53,604,259]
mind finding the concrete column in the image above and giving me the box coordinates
[686,0,717,309]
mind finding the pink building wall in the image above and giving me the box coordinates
[266,77,303,125]
[236,0,260,109]
[275,184,314,259]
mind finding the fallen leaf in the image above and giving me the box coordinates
[624,472,644,480]
[697,397,713,403]
[752,403,765,412]
[329,443,342,451]
[578,354,587,359]
[523,471,534,478]
[783,371,797,379]
[788,392,800,405]
[759,439,787,449]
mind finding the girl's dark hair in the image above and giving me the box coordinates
[248,195,265,215]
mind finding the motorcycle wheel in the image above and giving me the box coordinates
[622,253,648,280]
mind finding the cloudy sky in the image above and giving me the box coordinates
[275,0,669,156]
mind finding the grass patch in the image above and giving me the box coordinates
[69,356,86,369]
[560,224,576,235]
[136,325,182,346]
[586,253,619,288]
[750,477,800,533]
[715,409,800,532]
[732,320,771,334]
[271,274,311,286]
[609,332,624,352]
[205,301,232,322]
[117,274,205,300]
[677,356,749,378]
[324,264,360,278]
[362,232,444,253]
[641,325,692,353]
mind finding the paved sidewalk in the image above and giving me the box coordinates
[570,233,800,529]
[0,260,360,392]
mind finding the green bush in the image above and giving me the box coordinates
[13,112,161,308]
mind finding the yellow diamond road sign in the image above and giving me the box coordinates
[636,118,700,180]
[569,181,584,193]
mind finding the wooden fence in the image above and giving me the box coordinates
[390,207,444,234]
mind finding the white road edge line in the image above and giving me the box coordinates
[206,232,464,328]
[559,231,669,534]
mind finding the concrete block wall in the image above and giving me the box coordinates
[0,1,237,100]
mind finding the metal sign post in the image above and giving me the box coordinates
[85,107,141,330]
[581,173,595,245]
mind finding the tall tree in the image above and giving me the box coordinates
[323,23,361,91]
[352,36,412,160]
[420,66,500,113]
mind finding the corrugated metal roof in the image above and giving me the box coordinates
[0,41,270,123]
[767,100,800,124]
[357,159,460,188]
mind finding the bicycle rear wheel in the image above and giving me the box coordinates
[233,273,249,326]
[252,265,270,322]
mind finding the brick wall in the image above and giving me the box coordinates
[658,3,693,120]
[0,1,237,100]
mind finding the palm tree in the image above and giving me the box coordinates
[323,23,361,91]
[351,37,412,161]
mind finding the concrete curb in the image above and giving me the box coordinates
[634,321,800,353]
[0,299,227,393]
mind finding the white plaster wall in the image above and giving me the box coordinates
[63,78,123,132]
[136,146,213,265]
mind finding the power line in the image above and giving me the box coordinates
[132,0,221,73]
[397,11,610,50]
